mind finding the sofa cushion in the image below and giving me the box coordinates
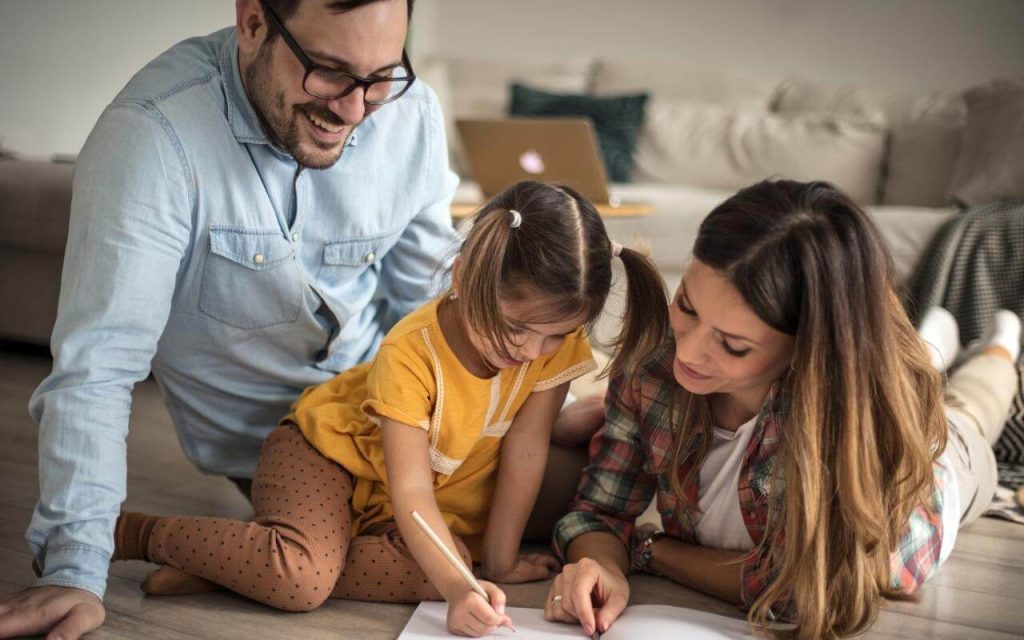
[882,119,965,207]
[592,60,781,110]
[773,80,966,207]
[865,204,958,282]
[949,77,1024,206]
[630,101,887,204]
[508,83,649,182]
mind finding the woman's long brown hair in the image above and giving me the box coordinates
[644,181,947,639]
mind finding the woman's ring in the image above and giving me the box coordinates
[551,594,563,606]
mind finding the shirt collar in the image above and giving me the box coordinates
[218,31,359,149]
[220,31,269,145]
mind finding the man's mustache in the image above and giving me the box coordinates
[300,104,345,128]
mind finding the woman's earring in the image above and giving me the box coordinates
[450,291,459,300]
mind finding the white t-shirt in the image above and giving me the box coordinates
[694,416,758,551]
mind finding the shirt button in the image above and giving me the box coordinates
[291,232,299,242]
[253,253,265,264]
[364,251,376,263]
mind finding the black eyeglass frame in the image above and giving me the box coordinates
[261,2,416,105]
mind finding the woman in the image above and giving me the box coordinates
[544,180,1021,639]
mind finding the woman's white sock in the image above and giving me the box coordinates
[978,310,1022,363]
[918,307,960,372]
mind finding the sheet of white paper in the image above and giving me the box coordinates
[398,601,754,640]
[608,604,753,639]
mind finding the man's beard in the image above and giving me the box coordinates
[243,41,350,170]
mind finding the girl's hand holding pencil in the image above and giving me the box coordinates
[411,511,516,636]
[444,580,514,637]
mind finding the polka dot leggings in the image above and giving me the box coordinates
[146,423,472,612]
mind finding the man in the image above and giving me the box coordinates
[0,0,457,637]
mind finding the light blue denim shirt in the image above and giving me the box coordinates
[27,28,458,599]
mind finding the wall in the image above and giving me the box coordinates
[0,0,233,159]
[2,0,1022,159]
[414,0,1024,93]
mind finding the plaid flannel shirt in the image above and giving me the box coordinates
[553,348,948,617]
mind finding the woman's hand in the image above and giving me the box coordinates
[543,557,630,637]
[444,580,513,637]
[481,551,561,584]
[0,585,106,640]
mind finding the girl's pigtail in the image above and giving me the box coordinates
[458,206,516,361]
[608,245,669,376]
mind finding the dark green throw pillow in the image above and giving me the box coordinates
[508,83,649,183]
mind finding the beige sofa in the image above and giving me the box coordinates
[422,57,966,340]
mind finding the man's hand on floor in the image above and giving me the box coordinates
[0,585,105,640]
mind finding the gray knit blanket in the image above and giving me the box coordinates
[906,200,1024,339]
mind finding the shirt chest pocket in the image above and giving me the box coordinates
[317,232,401,292]
[199,227,302,330]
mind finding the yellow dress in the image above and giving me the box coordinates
[288,297,596,558]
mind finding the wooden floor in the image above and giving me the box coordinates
[1,345,1023,639]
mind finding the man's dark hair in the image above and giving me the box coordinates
[265,0,413,22]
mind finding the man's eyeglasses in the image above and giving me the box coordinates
[262,2,415,106]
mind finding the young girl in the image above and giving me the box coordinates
[544,180,1021,639]
[110,180,665,636]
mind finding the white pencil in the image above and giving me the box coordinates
[410,510,515,632]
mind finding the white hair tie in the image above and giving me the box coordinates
[610,240,623,258]
[509,209,522,228]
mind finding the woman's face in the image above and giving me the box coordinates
[669,260,795,414]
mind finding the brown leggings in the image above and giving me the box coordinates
[147,423,471,612]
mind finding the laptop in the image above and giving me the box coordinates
[456,118,620,206]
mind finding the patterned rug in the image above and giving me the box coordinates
[985,462,1024,524]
